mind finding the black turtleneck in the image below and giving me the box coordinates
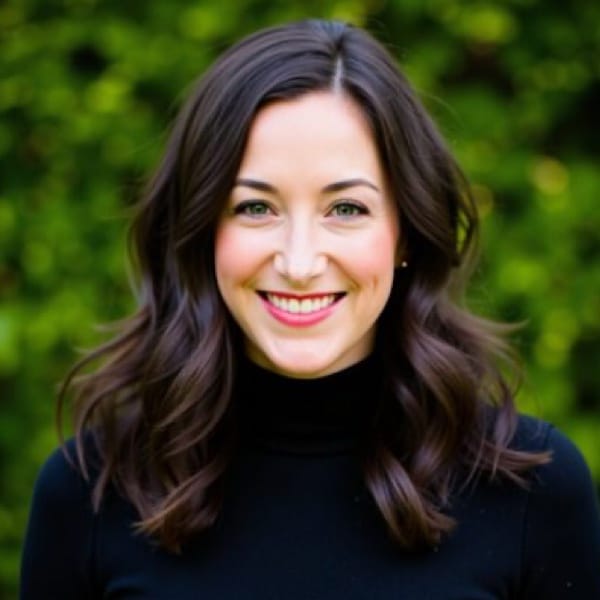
[234,354,380,455]
[21,356,600,599]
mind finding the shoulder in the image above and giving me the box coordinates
[24,437,99,559]
[511,419,600,594]
[511,415,596,509]
[508,414,552,453]
[510,413,586,467]
[31,435,99,512]
[22,437,103,597]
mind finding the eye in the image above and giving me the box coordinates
[233,200,273,217]
[328,201,369,218]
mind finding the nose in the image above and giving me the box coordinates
[273,219,327,286]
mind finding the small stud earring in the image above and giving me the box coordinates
[400,260,408,268]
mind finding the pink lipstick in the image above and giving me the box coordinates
[258,291,344,327]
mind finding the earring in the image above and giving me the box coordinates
[399,260,408,268]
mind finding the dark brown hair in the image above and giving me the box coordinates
[60,19,549,552]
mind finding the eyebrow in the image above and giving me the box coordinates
[234,177,380,194]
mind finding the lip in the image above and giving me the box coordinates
[258,291,345,327]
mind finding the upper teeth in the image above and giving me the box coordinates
[266,294,337,314]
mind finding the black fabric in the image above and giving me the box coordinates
[21,356,600,599]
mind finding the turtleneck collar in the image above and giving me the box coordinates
[234,353,383,456]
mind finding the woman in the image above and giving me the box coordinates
[21,19,600,599]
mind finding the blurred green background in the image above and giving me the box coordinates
[1,0,599,595]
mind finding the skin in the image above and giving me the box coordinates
[215,91,401,378]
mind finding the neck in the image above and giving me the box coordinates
[234,353,382,455]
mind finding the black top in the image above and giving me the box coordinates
[21,356,600,599]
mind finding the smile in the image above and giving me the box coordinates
[257,291,345,326]
[265,292,339,314]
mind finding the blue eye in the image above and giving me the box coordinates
[330,202,368,217]
[234,201,272,217]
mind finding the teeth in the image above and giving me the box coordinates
[300,298,312,314]
[265,293,337,314]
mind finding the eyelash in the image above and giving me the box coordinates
[328,201,369,217]
[233,200,272,217]
[232,200,369,218]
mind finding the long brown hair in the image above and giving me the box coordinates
[59,19,549,552]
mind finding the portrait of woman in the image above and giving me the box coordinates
[20,19,600,599]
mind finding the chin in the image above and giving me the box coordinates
[250,342,360,379]
[273,362,334,379]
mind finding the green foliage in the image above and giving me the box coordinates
[2,0,599,596]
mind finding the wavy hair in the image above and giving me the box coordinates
[59,19,549,552]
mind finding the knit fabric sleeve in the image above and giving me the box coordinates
[519,426,600,598]
[20,442,98,600]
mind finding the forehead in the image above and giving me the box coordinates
[238,92,384,184]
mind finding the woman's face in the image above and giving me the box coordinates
[215,92,400,378]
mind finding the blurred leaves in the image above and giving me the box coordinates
[1,0,599,596]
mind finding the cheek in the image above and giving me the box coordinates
[214,226,240,284]
[341,229,398,288]
[214,225,268,288]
